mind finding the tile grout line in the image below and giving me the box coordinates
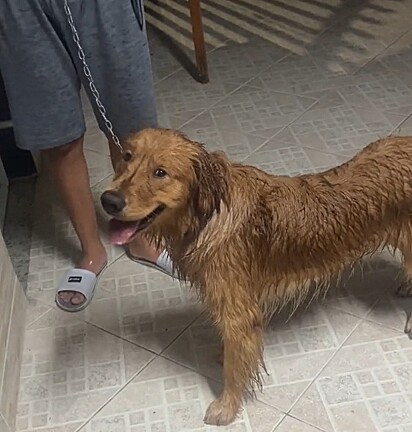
[74,313,217,432]
[283,296,381,417]
[361,314,406,335]
[73,354,158,432]
[77,302,323,432]
[391,112,412,135]
[82,283,205,353]
[269,414,288,432]
[68,309,207,429]
[24,301,53,328]
[355,26,412,75]
[0,411,12,432]
[272,413,328,432]
[363,328,412,429]
[176,51,293,131]
[281,287,406,431]
[229,33,412,165]
[275,105,412,164]
[83,320,160,356]
[79,296,204,360]
[157,353,224,385]
[240,98,320,164]
[311,359,341,432]
[157,310,207,356]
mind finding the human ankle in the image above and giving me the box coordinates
[128,237,160,262]
[79,246,107,272]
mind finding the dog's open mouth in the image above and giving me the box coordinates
[109,205,165,245]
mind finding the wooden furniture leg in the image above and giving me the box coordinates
[188,0,209,83]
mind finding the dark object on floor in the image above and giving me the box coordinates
[0,71,38,180]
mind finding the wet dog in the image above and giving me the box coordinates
[101,128,412,426]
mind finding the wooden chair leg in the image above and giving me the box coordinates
[188,0,209,83]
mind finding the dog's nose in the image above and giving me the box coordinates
[100,191,126,215]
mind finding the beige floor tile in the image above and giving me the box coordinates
[366,293,412,335]
[396,116,412,136]
[78,357,283,432]
[178,84,316,162]
[290,320,412,431]
[24,299,51,328]
[243,129,346,176]
[83,130,110,157]
[180,111,280,162]
[0,415,9,432]
[164,302,361,413]
[323,266,401,319]
[275,415,326,432]
[80,253,202,353]
[84,150,112,188]
[16,309,155,432]
[288,97,404,158]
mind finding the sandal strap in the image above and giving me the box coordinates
[156,250,174,275]
[56,268,98,301]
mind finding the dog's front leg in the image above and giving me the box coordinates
[203,302,264,426]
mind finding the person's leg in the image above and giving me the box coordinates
[0,0,106,308]
[44,137,107,306]
[55,0,166,267]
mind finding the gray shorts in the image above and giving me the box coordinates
[0,0,157,151]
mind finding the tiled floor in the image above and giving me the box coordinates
[9,0,412,431]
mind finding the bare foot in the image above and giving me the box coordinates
[58,244,107,306]
[128,233,162,263]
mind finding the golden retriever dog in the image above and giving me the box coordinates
[100,128,412,426]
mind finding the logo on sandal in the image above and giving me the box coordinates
[68,276,82,283]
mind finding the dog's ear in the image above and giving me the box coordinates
[191,147,230,227]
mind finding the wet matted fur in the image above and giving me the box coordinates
[102,128,412,426]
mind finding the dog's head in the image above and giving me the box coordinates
[101,128,230,245]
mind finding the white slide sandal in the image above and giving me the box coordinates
[55,265,107,313]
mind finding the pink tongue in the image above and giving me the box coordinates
[109,219,139,245]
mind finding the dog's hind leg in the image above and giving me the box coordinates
[397,261,412,338]
[394,226,412,337]
[203,296,264,426]
[396,227,412,297]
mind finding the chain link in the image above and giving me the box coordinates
[63,0,123,153]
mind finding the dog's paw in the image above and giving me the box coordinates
[396,281,412,298]
[203,398,238,426]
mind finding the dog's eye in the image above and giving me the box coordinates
[154,168,167,178]
[123,150,133,162]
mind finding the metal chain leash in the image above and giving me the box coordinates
[63,0,124,154]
